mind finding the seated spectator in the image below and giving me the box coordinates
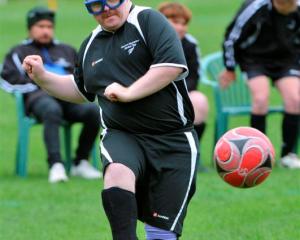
[1,6,102,182]
[158,2,209,144]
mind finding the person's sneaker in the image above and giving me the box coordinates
[70,160,102,179]
[280,153,300,169]
[48,162,69,183]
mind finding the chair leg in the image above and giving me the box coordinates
[223,115,229,135]
[214,120,218,145]
[295,130,300,154]
[217,114,228,140]
[212,114,229,166]
[91,142,99,169]
[16,122,30,177]
[63,125,72,172]
[15,136,21,175]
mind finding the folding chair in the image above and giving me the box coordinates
[0,76,99,177]
[201,51,284,144]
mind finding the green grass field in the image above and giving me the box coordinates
[0,1,299,239]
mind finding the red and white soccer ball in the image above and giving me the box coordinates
[214,127,275,188]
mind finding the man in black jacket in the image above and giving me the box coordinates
[220,0,300,168]
[1,6,102,182]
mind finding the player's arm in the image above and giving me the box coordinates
[220,18,240,89]
[105,9,187,102]
[219,70,236,89]
[23,55,86,103]
[222,0,256,72]
[220,1,261,88]
[104,66,183,102]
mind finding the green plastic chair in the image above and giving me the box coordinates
[0,77,99,177]
[201,51,284,143]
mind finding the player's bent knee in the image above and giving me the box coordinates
[189,91,208,106]
[145,224,177,240]
[104,163,136,192]
[189,91,209,123]
[284,97,300,113]
[251,98,269,114]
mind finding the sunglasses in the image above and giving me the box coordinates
[85,0,125,15]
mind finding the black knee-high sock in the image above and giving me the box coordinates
[194,123,206,141]
[250,114,266,133]
[102,187,138,240]
[281,112,300,157]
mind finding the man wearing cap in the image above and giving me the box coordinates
[1,6,102,183]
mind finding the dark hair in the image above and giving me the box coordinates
[27,6,55,29]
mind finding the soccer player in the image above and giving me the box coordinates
[22,0,199,239]
[1,6,102,182]
[220,0,300,168]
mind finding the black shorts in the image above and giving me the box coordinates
[240,64,300,82]
[100,128,199,235]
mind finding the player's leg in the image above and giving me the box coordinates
[102,163,137,240]
[247,76,270,133]
[189,90,208,172]
[138,130,199,238]
[189,90,209,141]
[275,76,300,167]
[101,129,146,240]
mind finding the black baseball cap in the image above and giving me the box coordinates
[27,6,55,29]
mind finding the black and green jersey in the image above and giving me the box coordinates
[74,5,194,134]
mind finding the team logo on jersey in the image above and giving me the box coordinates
[121,40,140,55]
[92,58,103,67]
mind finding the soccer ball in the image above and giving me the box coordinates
[213,127,275,188]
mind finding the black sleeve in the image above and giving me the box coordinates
[138,9,188,76]
[183,37,200,91]
[73,36,96,102]
[1,47,33,85]
[222,0,265,70]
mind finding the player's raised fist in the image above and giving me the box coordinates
[23,55,45,80]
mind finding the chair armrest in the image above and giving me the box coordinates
[201,51,222,88]
[201,75,218,87]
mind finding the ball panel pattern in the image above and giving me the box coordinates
[214,138,240,171]
[245,167,272,187]
[214,127,275,188]
[222,169,247,188]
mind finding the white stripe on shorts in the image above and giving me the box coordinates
[170,131,198,231]
[100,129,113,163]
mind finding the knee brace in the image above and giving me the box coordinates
[145,224,177,240]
